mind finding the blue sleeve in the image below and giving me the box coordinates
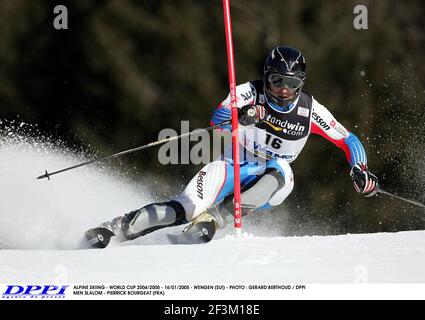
[343,132,367,167]
[210,105,232,130]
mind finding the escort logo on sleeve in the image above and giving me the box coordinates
[312,112,331,130]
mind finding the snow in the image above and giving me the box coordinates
[1,125,425,289]
[0,130,152,250]
[1,229,425,284]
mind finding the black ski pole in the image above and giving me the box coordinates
[377,188,425,209]
[37,120,231,180]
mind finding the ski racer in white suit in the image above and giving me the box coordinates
[88,46,379,245]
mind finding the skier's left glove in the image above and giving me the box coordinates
[238,104,267,126]
[350,162,379,197]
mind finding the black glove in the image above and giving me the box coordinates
[350,162,379,197]
[238,104,267,126]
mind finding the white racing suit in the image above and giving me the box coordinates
[111,80,368,241]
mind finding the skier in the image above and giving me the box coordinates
[85,45,379,248]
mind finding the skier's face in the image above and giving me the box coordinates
[267,73,302,100]
[269,85,297,100]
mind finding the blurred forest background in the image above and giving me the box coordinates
[1,0,425,235]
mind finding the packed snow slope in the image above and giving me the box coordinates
[0,124,153,250]
[1,230,425,283]
[1,123,425,284]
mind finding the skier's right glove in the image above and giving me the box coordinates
[350,162,379,197]
[238,104,267,126]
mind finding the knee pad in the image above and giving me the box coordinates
[121,200,186,240]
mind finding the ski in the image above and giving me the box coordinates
[85,227,115,249]
[167,221,216,245]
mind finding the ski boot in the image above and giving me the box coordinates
[85,217,124,248]
[167,208,226,244]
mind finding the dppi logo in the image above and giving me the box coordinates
[2,285,68,299]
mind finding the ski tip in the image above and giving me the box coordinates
[85,227,115,249]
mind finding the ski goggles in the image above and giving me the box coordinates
[267,73,304,91]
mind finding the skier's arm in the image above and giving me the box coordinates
[210,102,232,130]
[210,82,257,130]
[310,98,379,196]
[310,98,367,167]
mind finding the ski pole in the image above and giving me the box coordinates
[37,119,231,180]
[223,0,243,239]
[377,188,425,209]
